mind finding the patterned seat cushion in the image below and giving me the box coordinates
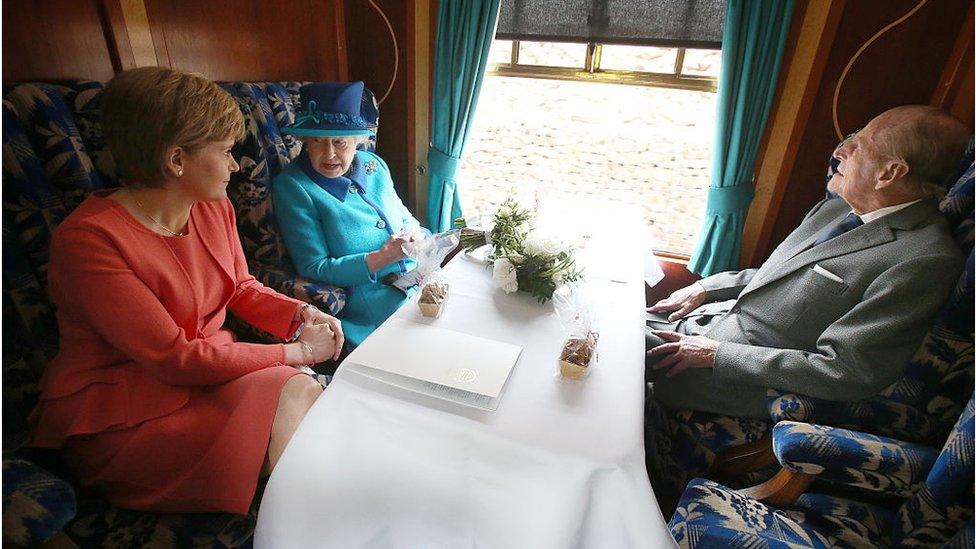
[63,484,261,548]
[2,459,77,546]
[772,421,940,499]
[891,397,974,546]
[668,477,895,548]
[645,388,772,516]
[670,398,975,548]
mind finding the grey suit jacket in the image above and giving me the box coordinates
[654,197,964,418]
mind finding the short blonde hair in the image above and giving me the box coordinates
[101,67,245,188]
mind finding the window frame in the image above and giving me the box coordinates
[489,40,719,93]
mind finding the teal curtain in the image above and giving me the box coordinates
[426,0,500,232]
[688,0,795,276]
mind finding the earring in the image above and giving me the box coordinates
[177,168,183,177]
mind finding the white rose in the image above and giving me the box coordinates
[522,230,565,257]
[492,257,519,293]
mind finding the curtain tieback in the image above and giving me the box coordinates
[704,185,756,215]
[427,147,461,179]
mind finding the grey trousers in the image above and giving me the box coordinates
[644,301,769,419]
[644,303,725,373]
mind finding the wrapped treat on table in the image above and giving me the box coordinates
[553,284,598,380]
[418,277,449,318]
[395,231,459,318]
[559,330,599,379]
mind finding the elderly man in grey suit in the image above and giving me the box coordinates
[645,105,969,420]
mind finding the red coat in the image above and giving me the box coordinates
[30,194,304,513]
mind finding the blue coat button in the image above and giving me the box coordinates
[376,219,387,229]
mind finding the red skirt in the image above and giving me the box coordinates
[64,365,301,514]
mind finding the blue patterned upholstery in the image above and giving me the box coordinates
[1,79,370,547]
[669,397,975,547]
[645,390,773,515]
[772,421,939,499]
[2,459,77,546]
[942,519,974,548]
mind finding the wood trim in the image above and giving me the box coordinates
[710,434,777,479]
[143,1,172,69]
[645,254,701,306]
[931,3,973,110]
[332,0,349,81]
[118,0,158,67]
[99,0,137,72]
[740,0,845,268]
[407,0,432,220]
[738,468,815,507]
[653,251,691,264]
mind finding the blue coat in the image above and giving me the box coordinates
[272,150,419,346]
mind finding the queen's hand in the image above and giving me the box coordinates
[366,233,410,273]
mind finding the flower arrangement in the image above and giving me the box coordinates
[455,199,583,302]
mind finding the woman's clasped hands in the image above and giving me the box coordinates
[287,305,344,364]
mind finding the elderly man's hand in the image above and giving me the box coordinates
[647,330,719,377]
[647,282,707,322]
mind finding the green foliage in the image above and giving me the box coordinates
[457,200,583,302]
[513,250,584,303]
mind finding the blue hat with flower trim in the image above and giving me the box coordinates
[283,81,376,137]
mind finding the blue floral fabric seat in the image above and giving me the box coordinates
[668,396,975,547]
[1,79,366,546]
[647,140,976,516]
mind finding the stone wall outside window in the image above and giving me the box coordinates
[459,46,720,255]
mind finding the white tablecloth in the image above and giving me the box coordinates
[256,204,674,548]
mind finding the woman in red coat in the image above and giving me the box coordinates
[29,67,343,514]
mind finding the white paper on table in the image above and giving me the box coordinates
[343,318,523,399]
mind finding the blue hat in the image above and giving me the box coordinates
[283,81,376,137]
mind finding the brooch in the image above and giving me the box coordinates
[364,160,378,175]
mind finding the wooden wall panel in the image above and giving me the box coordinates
[143,0,347,82]
[932,5,974,126]
[2,0,117,82]
[345,0,411,201]
[757,0,971,264]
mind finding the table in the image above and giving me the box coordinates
[255,203,674,548]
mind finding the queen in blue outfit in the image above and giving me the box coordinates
[273,82,422,347]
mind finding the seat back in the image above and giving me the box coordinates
[2,81,112,449]
[891,395,975,546]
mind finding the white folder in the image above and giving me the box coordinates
[342,318,523,410]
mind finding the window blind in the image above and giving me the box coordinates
[496,0,726,49]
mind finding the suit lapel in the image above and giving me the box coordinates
[194,204,237,286]
[741,199,939,297]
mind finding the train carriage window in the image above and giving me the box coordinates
[461,0,725,256]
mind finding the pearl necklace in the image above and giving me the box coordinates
[130,195,188,237]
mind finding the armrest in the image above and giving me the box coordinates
[766,390,937,443]
[252,265,346,316]
[772,421,939,499]
[2,459,77,546]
